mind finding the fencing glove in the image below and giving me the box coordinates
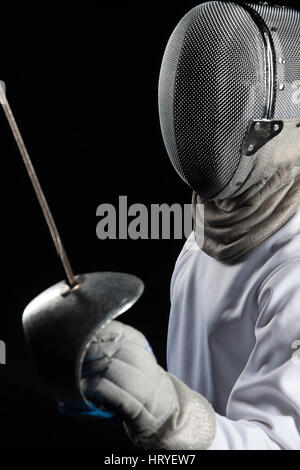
[81,320,216,450]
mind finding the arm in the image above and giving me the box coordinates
[81,262,300,450]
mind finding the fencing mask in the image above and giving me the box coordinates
[159,1,300,261]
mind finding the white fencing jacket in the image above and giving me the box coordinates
[167,209,300,450]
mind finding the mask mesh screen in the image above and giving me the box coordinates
[159,1,266,199]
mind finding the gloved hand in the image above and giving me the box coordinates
[81,321,216,450]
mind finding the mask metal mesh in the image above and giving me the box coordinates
[159,1,300,200]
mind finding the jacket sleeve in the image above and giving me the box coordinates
[209,261,300,450]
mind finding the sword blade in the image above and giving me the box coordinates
[0,81,77,287]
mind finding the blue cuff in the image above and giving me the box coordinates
[58,400,115,419]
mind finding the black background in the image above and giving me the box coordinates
[0,0,298,451]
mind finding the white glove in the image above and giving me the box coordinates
[81,321,216,450]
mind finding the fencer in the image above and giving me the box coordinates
[81,2,300,450]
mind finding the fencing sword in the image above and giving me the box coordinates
[0,81,144,406]
[0,81,78,288]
